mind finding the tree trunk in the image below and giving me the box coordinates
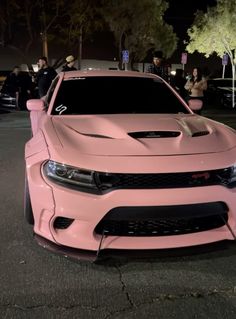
[42,33,48,60]
[78,27,82,70]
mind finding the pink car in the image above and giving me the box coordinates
[25,70,236,259]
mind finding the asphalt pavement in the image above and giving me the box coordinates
[1,108,236,319]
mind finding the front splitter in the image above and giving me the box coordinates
[34,234,235,263]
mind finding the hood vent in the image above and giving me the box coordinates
[80,132,113,139]
[128,131,181,139]
[192,131,209,137]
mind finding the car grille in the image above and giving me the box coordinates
[95,202,228,236]
[97,167,232,192]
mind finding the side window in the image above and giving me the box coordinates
[45,76,59,109]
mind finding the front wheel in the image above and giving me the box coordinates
[24,175,34,225]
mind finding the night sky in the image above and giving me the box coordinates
[165,0,217,38]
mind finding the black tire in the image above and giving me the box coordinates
[24,175,34,225]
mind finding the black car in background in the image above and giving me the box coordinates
[0,69,35,110]
[0,93,16,108]
[0,71,17,109]
[206,78,236,108]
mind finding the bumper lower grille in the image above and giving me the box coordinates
[54,217,74,229]
[95,202,228,236]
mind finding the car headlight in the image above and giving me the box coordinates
[43,161,99,193]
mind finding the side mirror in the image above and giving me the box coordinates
[188,99,203,111]
[27,99,45,111]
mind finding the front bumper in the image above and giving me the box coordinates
[28,167,236,252]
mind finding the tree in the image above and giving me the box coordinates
[0,0,32,59]
[186,0,236,107]
[0,0,177,70]
[0,0,105,68]
[39,0,65,60]
[101,0,177,68]
[0,0,65,63]
[56,0,104,70]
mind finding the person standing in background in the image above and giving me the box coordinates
[62,55,77,72]
[171,68,186,99]
[184,67,207,114]
[146,51,169,82]
[18,64,33,110]
[35,56,57,98]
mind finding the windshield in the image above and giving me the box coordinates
[51,76,189,115]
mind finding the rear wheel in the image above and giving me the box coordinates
[24,175,34,225]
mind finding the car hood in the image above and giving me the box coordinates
[50,114,236,156]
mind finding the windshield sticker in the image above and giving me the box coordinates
[55,104,67,115]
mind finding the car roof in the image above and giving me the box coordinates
[61,70,160,80]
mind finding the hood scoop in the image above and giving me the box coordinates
[128,131,181,139]
[192,131,209,137]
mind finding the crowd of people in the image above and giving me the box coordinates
[0,54,77,110]
[1,51,207,113]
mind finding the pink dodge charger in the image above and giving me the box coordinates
[24,70,236,259]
